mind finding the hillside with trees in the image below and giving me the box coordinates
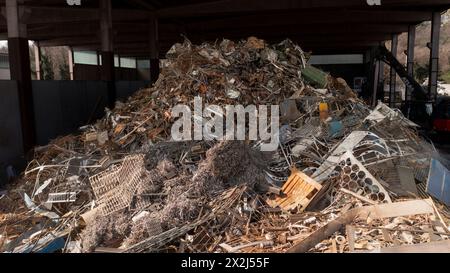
[395,11,450,83]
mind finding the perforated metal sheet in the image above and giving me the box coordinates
[335,151,392,203]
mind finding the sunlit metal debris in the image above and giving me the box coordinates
[0,37,449,253]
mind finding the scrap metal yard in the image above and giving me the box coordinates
[0,1,450,255]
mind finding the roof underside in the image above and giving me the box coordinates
[0,0,449,57]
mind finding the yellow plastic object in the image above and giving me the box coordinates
[319,102,329,121]
[319,102,329,112]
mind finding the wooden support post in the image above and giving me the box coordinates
[6,0,36,153]
[149,13,159,84]
[100,0,116,108]
[389,34,398,107]
[428,11,441,103]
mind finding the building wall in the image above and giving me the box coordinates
[0,68,10,80]
[73,64,145,81]
[32,80,149,145]
[0,81,24,185]
[115,67,139,81]
[73,64,101,80]
[0,79,149,184]
[309,54,366,90]
[315,64,366,89]
[32,80,109,145]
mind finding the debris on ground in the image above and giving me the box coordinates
[1,37,449,253]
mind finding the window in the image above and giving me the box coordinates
[0,54,9,69]
[120,57,137,69]
[73,51,99,65]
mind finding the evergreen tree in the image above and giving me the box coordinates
[41,54,54,80]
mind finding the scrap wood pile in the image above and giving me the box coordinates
[1,37,449,253]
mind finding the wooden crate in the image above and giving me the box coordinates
[268,168,322,212]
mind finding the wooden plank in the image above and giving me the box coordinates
[288,199,437,253]
[330,239,337,253]
[381,229,393,243]
[287,209,359,253]
[355,240,450,253]
[95,247,125,253]
[358,199,435,220]
[346,225,356,252]
[273,170,322,212]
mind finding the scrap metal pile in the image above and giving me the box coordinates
[1,37,449,253]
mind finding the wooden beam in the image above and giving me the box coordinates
[183,10,432,30]
[189,23,410,35]
[28,21,406,45]
[20,7,151,25]
[355,240,450,253]
[23,6,98,24]
[157,0,450,18]
[288,199,436,253]
[128,0,156,11]
[182,33,394,44]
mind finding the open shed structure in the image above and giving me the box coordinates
[0,0,449,177]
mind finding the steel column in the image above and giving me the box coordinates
[389,34,398,107]
[406,25,416,103]
[6,0,36,153]
[428,11,441,102]
[100,0,116,108]
[149,13,160,84]
[372,60,380,107]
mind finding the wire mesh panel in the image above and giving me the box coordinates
[89,154,150,216]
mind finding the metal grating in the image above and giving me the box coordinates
[146,219,163,238]
[89,165,121,200]
[46,192,77,203]
[89,154,150,216]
